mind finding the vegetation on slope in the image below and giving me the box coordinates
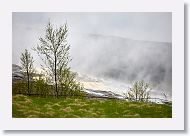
[12,94,172,118]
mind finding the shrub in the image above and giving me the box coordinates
[32,78,51,97]
[12,69,85,98]
[126,80,151,102]
[58,68,85,98]
[12,81,28,95]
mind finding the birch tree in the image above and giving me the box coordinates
[20,49,34,95]
[35,22,71,98]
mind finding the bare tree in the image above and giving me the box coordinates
[35,22,71,98]
[161,91,168,101]
[20,49,34,95]
[126,81,151,102]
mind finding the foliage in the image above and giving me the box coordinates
[34,22,81,98]
[12,94,172,118]
[12,75,85,98]
[126,81,151,102]
[20,49,34,95]
[12,81,28,95]
[12,79,49,96]
[58,68,85,97]
[32,77,51,97]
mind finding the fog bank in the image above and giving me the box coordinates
[70,34,172,97]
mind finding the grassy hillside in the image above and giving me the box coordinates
[12,94,172,118]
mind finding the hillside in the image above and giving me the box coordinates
[70,34,172,98]
[12,94,172,118]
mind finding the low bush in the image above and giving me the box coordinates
[125,80,151,102]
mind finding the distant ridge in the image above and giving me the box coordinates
[87,33,172,44]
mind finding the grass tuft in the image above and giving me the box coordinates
[12,94,172,118]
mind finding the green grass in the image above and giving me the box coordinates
[12,94,172,118]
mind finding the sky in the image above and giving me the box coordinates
[12,12,172,97]
[13,12,172,65]
[13,12,172,40]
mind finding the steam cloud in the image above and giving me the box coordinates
[70,34,172,97]
[12,12,172,98]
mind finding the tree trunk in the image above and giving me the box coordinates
[55,54,58,98]
[27,70,30,96]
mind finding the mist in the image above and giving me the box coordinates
[70,34,172,96]
[12,12,172,98]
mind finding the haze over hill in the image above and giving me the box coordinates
[69,34,172,98]
[12,34,172,100]
[12,12,172,99]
